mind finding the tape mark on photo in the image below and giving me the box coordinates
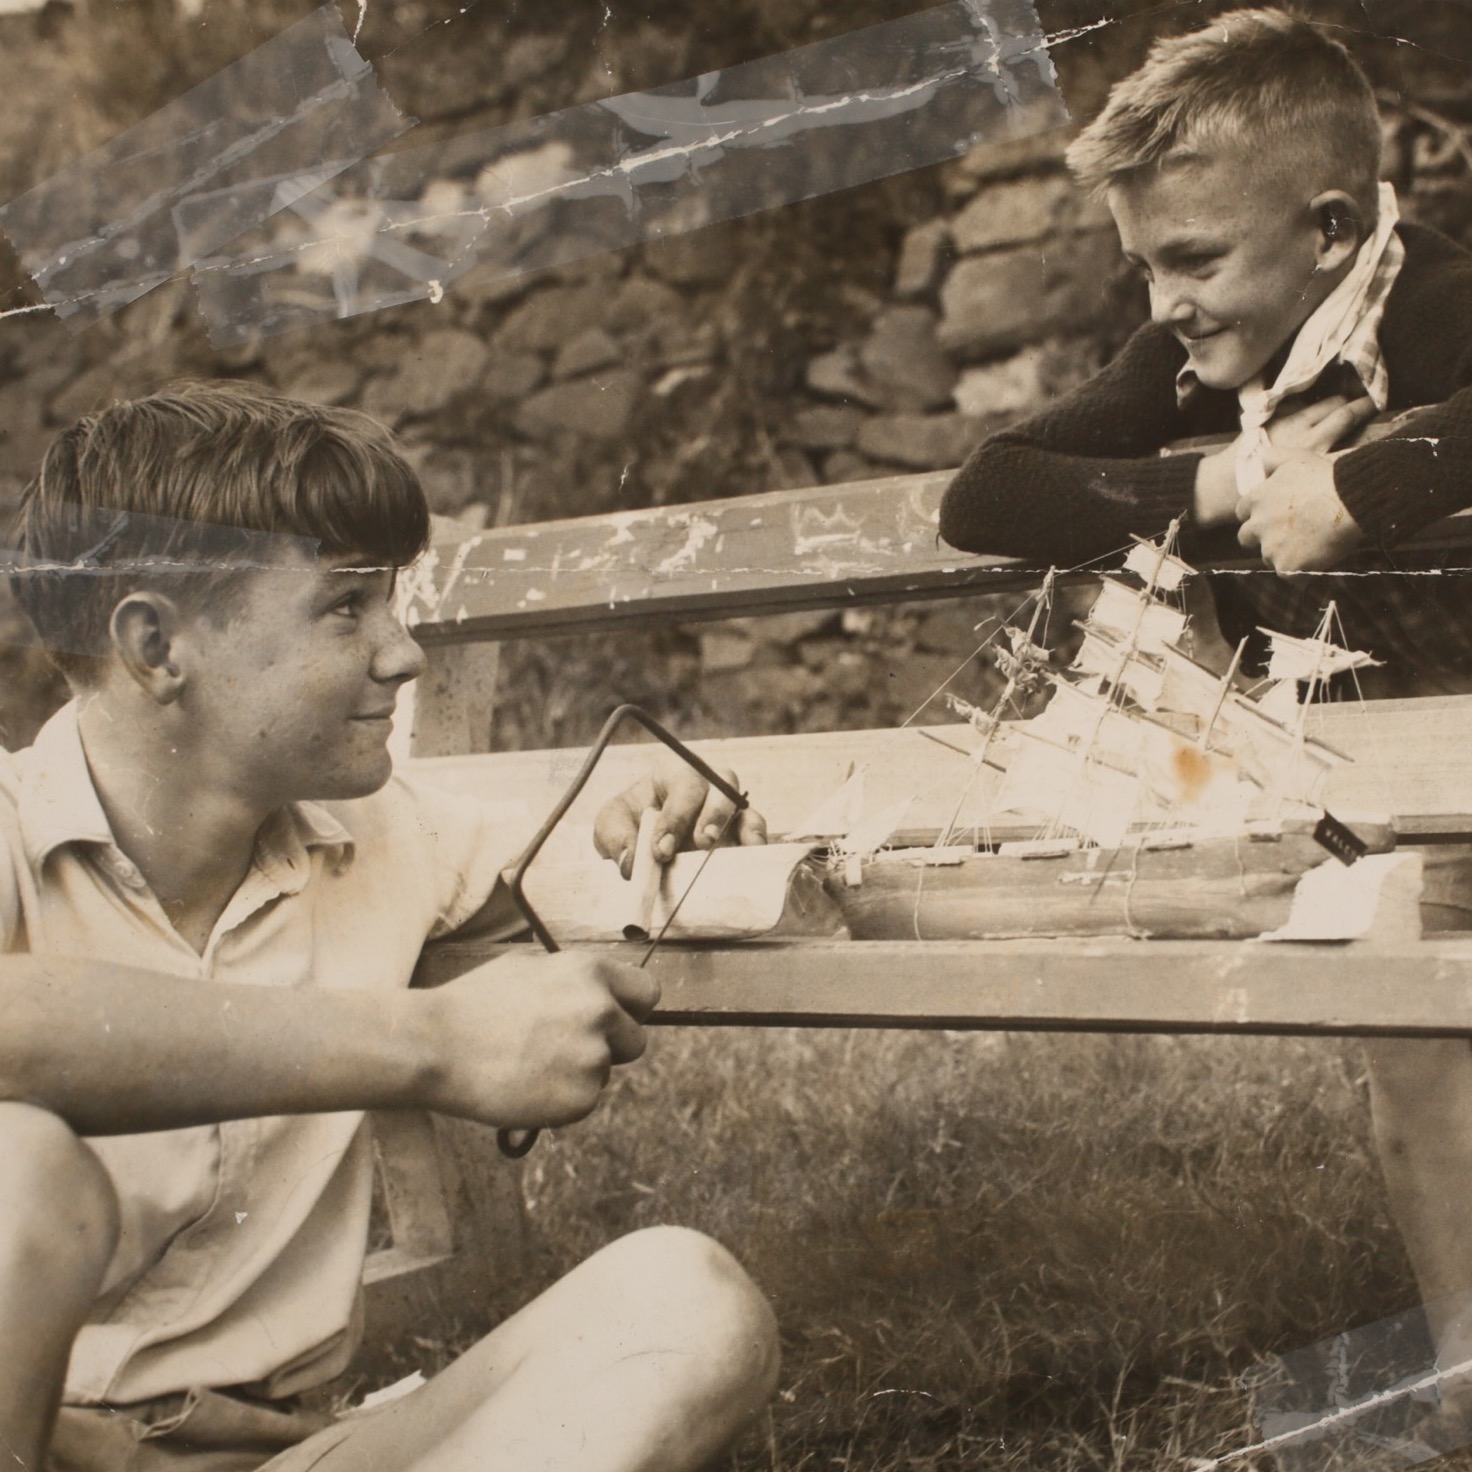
[189,0,1068,343]
[0,3,412,330]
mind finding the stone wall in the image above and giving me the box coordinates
[2,3,1470,751]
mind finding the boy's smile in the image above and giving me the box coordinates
[1109,154,1345,392]
[180,550,426,809]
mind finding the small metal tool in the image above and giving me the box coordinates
[495,703,748,1159]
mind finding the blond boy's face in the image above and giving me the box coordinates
[1108,153,1331,391]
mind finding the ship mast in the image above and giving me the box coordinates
[938,569,1056,848]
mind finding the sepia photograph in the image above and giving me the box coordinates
[3,0,1472,1466]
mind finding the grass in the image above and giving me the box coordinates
[404,1025,1426,1471]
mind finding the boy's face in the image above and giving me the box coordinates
[178,549,426,808]
[1109,154,1331,391]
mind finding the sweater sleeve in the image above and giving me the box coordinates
[1333,225,1472,546]
[938,324,1209,565]
[1334,386,1472,546]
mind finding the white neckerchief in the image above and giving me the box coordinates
[1235,180,1404,495]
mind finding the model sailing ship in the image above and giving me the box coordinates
[822,523,1393,940]
[521,523,1404,945]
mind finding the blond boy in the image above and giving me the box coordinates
[0,382,777,1470]
[940,6,1472,1419]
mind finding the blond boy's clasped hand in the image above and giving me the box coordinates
[1233,393,1375,572]
[1235,449,1366,572]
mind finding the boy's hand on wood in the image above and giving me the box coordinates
[594,761,768,880]
[1235,450,1364,573]
[423,953,657,1127]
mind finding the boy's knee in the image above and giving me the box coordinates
[612,1226,780,1395]
[0,1102,119,1285]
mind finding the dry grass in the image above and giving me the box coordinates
[478,1027,1418,1472]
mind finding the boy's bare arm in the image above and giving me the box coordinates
[0,950,653,1136]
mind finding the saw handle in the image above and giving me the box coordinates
[494,704,747,1161]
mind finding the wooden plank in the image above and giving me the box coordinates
[358,1114,530,1383]
[365,1110,456,1282]
[399,471,1472,643]
[415,936,1472,1038]
[400,471,982,642]
[409,695,1472,863]
[405,642,501,758]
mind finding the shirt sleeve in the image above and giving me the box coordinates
[1335,228,1472,545]
[388,767,536,940]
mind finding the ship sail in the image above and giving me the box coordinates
[1261,628,1382,684]
[1224,697,1344,807]
[1072,627,1167,709]
[1123,536,1195,593]
[1087,580,1188,655]
[818,528,1371,865]
[1156,642,1230,732]
[995,729,1141,848]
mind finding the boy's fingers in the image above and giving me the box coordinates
[651,765,713,858]
[652,762,751,855]
[593,776,657,875]
[737,807,769,846]
[691,771,742,849]
[596,760,758,868]
[1318,396,1378,450]
[605,1008,648,1065]
[1299,394,1347,423]
[603,961,660,1023]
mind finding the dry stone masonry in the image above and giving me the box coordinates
[2,5,1470,750]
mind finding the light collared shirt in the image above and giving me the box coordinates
[1,703,520,1405]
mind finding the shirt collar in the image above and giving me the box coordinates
[1176,181,1406,411]
[16,702,355,878]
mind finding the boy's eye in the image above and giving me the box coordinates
[329,592,364,618]
[1177,253,1219,276]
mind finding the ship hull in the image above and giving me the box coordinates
[829,834,1352,941]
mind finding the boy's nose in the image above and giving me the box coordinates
[374,617,428,685]
[1150,282,1194,327]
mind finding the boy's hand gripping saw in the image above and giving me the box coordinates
[495,703,749,1159]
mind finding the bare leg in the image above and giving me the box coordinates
[305,1225,779,1472]
[1364,1039,1472,1422]
[0,1102,119,1467]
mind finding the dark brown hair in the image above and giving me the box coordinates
[12,380,429,682]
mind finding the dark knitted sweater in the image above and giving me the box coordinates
[939,221,1472,566]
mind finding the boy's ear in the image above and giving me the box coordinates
[109,592,186,704]
[1310,191,1365,274]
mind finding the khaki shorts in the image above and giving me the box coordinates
[48,1389,359,1472]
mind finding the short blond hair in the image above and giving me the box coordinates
[1066,8,1381,219]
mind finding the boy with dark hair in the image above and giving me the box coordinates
[0,381,777,1470]
[939,4,1472,1422]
